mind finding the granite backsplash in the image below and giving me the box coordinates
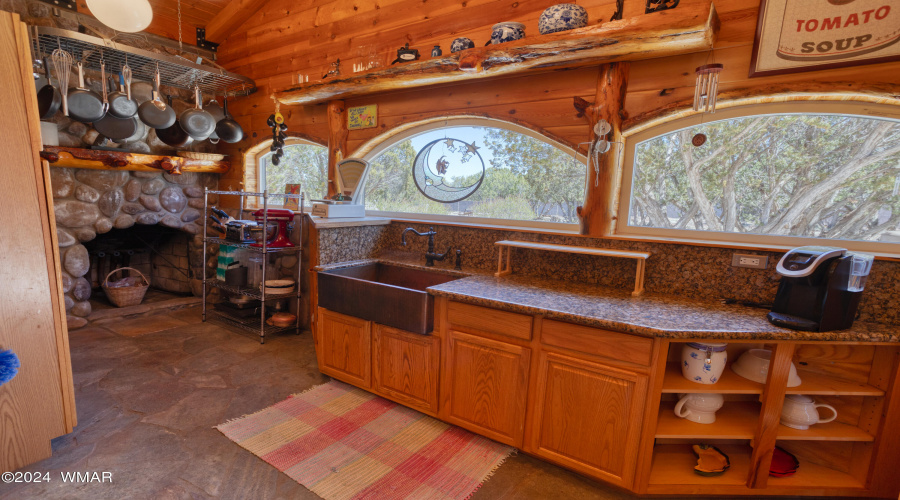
[316,221,900,327]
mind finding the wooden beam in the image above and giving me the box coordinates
[579,62,629,236]
[327,100,348,198]
[41,147,231,174]
[746,343,795,488]
[275,2,719,106]
[203,0,269,43]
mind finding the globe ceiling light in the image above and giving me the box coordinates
[85,0,153,33]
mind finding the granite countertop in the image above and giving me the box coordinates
[426,274,900,343]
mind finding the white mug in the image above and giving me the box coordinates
[674,393,724,424]
[780,394,837,430]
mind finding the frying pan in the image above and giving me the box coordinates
[205,98,225,142]
[215,97,244,143]
[179,86,216,141]
[108,73,137,119]
[68,62,106,123]
[94,113,138,142]
[37,57,61,119]
[156,96,192,148]
[138,68,175,129]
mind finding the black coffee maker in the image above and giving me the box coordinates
[767,246,874,332]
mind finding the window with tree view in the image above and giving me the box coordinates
[364,125,585,225]
[260,141,328,203]
[628,112,900,243]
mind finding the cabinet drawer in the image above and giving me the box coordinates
[541,320,652,366]
[447,301,532,341]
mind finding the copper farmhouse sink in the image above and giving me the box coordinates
[317,263,462,334]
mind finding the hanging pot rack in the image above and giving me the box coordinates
[30,26,256,98]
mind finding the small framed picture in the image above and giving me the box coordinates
[348,104,377,130]
[284,184,301,211]
[750,0,900,77]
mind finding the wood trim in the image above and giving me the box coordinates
[747,342,796,488]
[326,100,347,198]
[634,338,668,494]
[42,147,231,174]
[623,88,900,134]
[446,301,533,341]
[275,2,719,106]
[541,319,653,367]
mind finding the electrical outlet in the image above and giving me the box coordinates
[732,253,768,269]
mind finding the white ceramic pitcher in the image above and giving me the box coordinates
[780,394,837,430]
[673,393,724,424]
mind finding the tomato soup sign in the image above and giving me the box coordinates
[751,0,900,76]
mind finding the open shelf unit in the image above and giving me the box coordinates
[644,340,894,495]
[201,189,303,344]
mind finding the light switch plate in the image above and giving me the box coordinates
[732,253,768,269]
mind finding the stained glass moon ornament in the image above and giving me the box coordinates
[412,138,485,203]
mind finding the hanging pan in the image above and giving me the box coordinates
[156,96,192,148]
[37,57,61,119]
[68,61,106,123]
[178,85,216,141]
[215,96,244,143]
[107,73,138,119]
[138,66,176,129]
[94,79,138,141]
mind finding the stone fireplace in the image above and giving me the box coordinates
[50,167,220,328]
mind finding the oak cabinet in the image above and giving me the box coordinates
[372,324,440,415]
[529,351,648,489]
[316,308,371,388]
[442,330,531,447]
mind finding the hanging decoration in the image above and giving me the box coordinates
[692,63,723,113]
[412,138,485,203]
[268,95,287,165]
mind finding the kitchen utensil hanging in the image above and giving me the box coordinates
[68,60,106,123]
[179,85,216,141]
[156,95,192,148]
[35,35,62,119]
[137,64,176,129]
[107,73,137,119]
[215,96,244,143]
[51,41,74,117]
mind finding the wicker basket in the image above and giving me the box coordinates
[102,267,150,307]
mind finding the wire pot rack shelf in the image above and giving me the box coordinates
[30,26,256,98]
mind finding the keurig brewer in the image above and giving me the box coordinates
[767,246,874,332]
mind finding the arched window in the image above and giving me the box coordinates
[247,137,327,208]
[618,102,900,255]
[362,119,586,230]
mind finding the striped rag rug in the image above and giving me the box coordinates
[216,380,514,500]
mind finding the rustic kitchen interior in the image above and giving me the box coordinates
[2,0,899,498]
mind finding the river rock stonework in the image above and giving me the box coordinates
[50,167,219,329]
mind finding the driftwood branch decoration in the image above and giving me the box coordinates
[41,147,229,174]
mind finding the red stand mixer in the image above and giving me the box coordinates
[251,208,295,248]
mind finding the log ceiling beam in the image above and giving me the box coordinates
[275,1,719,107]
[204,0,269,43]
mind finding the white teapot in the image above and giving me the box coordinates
[780,394,837,430]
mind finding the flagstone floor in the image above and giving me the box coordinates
[0,302,741,499]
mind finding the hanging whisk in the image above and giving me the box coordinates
[51,43,74,117]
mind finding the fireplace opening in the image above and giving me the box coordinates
[84,225,195,305]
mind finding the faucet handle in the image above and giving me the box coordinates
[454,249,462,271]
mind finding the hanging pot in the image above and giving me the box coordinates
[138,67,176,129]
[37,57,61,119]
[68,62,106,123]
[215,97,244,143]
[205,97,225,142]
[107,73,138,119]
[178,85,216,141]
[156,96,192,148]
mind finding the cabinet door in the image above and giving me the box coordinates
[443,330,531,447]
[316,308,371,388]
[530,351,648,488]
[372,324,440,414]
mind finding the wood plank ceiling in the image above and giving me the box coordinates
[75,0,232,45]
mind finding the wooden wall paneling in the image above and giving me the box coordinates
[579,62,628,236]
[326,99,347,197]
[0,11,70,472]
[746,342,795,489]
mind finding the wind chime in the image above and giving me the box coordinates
[691,61,723,147]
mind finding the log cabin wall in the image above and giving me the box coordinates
[213,0,900,206]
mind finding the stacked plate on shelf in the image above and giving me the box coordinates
[769,447,800,477]
[691,444,730,476]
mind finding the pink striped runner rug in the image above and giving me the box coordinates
[216,380,514,500]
